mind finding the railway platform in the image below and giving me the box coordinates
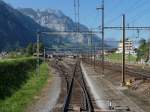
[81,62,145,112]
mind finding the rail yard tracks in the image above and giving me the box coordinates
[83,59,150,79]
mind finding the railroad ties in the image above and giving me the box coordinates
[83,59,150,80]
[63,60,95,112]
[51,58,99,112]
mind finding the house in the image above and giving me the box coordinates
[116,39,136,55]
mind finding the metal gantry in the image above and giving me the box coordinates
[96,0,150,85]
[36,30,101,75]
[104,14,150,86]
[97,0,105,75]
[36,0,150,85]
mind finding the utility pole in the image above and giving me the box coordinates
[77,0,80,32]
[129,51,131,64]
[91,30,93,65]
[36,31,40,76]
[88,37,90,62]
[102,0,105,75]
[44,48,46,62]
[148,32,150,63]
[103,15,150,85]
[94,44,96,69]
[122,14,126,86]
[97,0,105,75]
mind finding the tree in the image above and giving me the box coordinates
[39,43,44,53]
[26,42,44,56]
[137,39,149,62]
[33,43,44,53]
[26,43,34,55]
[33,43,37,53]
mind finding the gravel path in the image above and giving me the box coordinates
[26,66,61,112]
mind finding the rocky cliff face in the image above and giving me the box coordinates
[19,8,101,44]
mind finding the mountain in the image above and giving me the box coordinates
[0,0,43,51]
[105,38,118,49]
[0,0,66,51]
[0,0,102,52]
[19,8,101,46]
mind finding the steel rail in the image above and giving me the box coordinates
[63,61,78,112]
[63,60,94,112]
[103,61,150,79]
[78,74,94,112]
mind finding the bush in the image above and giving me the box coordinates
[0,63,49,112]
[0,58,37,99]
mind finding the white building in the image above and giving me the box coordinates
[116,39,136,55]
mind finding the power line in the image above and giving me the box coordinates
[77,0,80,32]
[74,0,77,31]
[106,0,150,26]
[106,0,123,13]
[126,0,150,23]
[105,0,140,25]
[105,14,122,25]
[124,0,144,14]
[128,6,150,24]
[105,0,123,25]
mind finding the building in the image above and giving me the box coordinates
[116,39,136,55]
[0,52,8,59]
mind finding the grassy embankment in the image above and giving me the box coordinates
[105,53,137,63]
[0,58,50,112]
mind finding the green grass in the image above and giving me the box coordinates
[105,53,137,63]
[0,57,35,62]
[0,63,50,112]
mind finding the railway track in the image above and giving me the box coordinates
[51,59,96,112]
[104,61,150,79]
[63,60,94,112]
[83,59,150,79]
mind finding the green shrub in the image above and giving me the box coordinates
[0,63,49,112]
[0,58,37,99]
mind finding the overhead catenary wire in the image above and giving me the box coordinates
[124,0,144,15]
[105,0,140,26]
[105,14,122,25]
[128,5,150,24]
[105,0,125,25]
[74,0,77,31]
[106,0,150,26]
[107,0,123,11]
[77,0,80,32]
[125,0,150,24]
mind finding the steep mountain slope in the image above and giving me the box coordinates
[0,0,102,51]
[19,8,101,45]
[0,0,43,51]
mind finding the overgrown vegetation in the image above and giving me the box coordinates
[26,43,44,56]
[0,58,37,99]
[1,42,44,60]
[0,63,49,112]
[136,39,150,62]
